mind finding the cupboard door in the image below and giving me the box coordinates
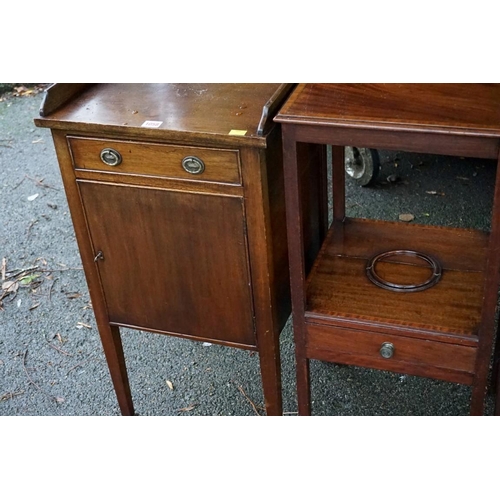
[78,181,256,346]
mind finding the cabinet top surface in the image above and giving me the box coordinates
[35,83,290,145]
[275,83,500,137]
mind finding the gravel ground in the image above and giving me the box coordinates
[0,90,498,416]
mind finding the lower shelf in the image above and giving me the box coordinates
[305,218,489,342]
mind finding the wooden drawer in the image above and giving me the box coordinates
[305,323,477,385]
[67,136,242,184]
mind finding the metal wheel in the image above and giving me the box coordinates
[345,147,380,186]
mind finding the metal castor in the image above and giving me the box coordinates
[345,147,380,186]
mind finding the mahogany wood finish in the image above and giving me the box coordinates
[275,83,500,416]
[77,182,255,345]
[35,83,327,416]
[69,137,243,184]
[38,83,93,117]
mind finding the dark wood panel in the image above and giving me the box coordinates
[109,321,258,351]
[39,83,94,117]
[262,125,292,331]
[307,252,484,337]
[328,218,489,272]
[277,84,500,137]
[306,219,488,337]
[69,136,241,184]
[294,123,500,160]
[36,83,287,147]
[298,142,329,273]
[263,127,328,332]
[306,324,476,385]
[78,181,256,346]
[73,170,244,197]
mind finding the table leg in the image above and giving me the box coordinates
[258,332,283,416]
[97,324,134,416]
[295,358,311,415]
[472,152,500,415]
[331,146,345,222]
[283,125,312,415]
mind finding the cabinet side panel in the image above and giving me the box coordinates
[298,142,328,273]
[264,126,291,331]
[265,128,328,332]
[78,182,256,346]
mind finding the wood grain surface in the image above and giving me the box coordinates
[277,84,500,136]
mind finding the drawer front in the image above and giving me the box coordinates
[68,137,242,184]
[305,323,477,384]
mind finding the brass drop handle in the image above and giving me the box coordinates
[182,156,205,175]
[100,148,122,167]
[379,342,395,359]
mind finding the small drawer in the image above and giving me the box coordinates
[67,137,242,184]
[305,323,477,384]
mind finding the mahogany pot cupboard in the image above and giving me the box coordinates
[275,83,500,416]
[35,83,500,416]
[34,83,327,416]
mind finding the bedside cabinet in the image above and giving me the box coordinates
[276,83,500,416]
[35,83,327,415]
